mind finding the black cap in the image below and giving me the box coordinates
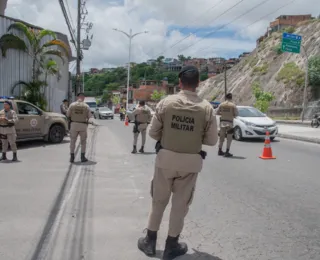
[226,93,232,99]
[4,100,11,105]
[178,65,199,77]
[77,92,85,97]
[63,99,68,102]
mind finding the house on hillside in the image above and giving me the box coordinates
[0,14,73,113]
[269,14,312,32]
[90,68,100,74]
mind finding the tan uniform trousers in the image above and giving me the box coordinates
[148,167,198,237]
[70,122,88,153]
[133,124,147,146]
[219,123,233,150]
[1,134,17,153]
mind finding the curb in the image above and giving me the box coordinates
[277,133,320,144]
[275,120,311,126]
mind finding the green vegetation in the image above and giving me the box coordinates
[251,81,274,113]
[244,55,259,68]
[111,95,120,105]
[0,22,69,109]
[282,26,295,34]
[200,73,209,81]
[252,62,269,76]
[308,56,320,87]
[273,44,284,55]
[151,90,166,102]
[276,62,305,87]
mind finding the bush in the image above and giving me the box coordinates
[308,56,320,87]
[251,81,274,113]
[276,62,305,87]
[282,26,295,33]
[252,62,269,76]
[273,44,283,55]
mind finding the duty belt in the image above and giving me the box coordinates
[155,141,207,160]
[0,124,14,128]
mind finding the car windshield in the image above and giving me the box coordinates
[238,107,265,117]
[86,102,97,108]
[99,107,111,111]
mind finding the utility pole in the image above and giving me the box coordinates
[224,62,227,100]
[75,0,82,96]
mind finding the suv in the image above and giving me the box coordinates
[0,97,68,144]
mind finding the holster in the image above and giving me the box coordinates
[0,134,7,140]
[133,122,140,133]
[227,127,235,134]
[155,141,207,160]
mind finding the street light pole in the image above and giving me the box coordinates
[113,28,148,109]
[301,45,309,122]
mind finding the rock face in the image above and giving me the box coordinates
[197,20,320,108]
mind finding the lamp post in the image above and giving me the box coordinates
[113,28,148,109]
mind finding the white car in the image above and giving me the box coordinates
[94,107,114,119]
[217,106,278,141]
[126,104,155,122]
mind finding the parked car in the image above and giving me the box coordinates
[94,107,114,119]
[0,96,68,144]
[126,104,155,122]
[84,97,97,115]
[216,106,278,141]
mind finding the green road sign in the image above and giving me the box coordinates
[281,32,302,54]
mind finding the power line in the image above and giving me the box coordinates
[174,0,274,55]
[151,0,245,58]
[64,0,76,30]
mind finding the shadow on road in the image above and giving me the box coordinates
[15,139,70,150]
[154,249,223,259]
[0,159,21,164]
[243,138,280,143]
[225,155,246,160]
[73,160,97,166]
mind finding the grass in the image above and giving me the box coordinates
[252,62,269,76]
[273,44,284,55]
[276,62,305,87]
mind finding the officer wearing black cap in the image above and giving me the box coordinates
[0,100,18,161]
[67,93,92,163]
[60,99,69,116]
[216,92,238,157]
[137,65,218,259]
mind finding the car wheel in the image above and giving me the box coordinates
[99,115,102,119]
[48,124,65,143]
[111,116,114,119]
[234,126,243,141]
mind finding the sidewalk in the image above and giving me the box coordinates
[275,120,311,126]
[277,124,320,144]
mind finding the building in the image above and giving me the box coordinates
[0,14,73,113]
[133,80,168,101]
[90,68,100,74]
[269,14,312,32]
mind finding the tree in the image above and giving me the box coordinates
[43,59,59,83]
[151,90,166,102]
[251,81,274,113]
[177,54,187,63]
[0,22,69,82]
[111,95,120,105]
[308,56,320,87]
[156,56,165,67]
[200,73,208,81]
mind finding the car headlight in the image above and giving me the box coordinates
[240,119,255,127]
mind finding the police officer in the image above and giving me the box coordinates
[131,100,152,154]
[67,93,92,163]
[0,101,18,161]
[137,65,218,260]
[60,99,69,115]
[216,93,238,157]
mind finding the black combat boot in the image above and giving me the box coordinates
[81,153,88,162]
[12,152,18,162]
[224,149,233,158]
[0,153,7,161]
[137,230,157,257]
[70,153,75,163]
[218,148,225,156]
[139,146,144,153]
[131,145,137,154]
[162,235,188,260]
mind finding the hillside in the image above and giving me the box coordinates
[197,19,320,108]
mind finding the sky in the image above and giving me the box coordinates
[4,0,319,71]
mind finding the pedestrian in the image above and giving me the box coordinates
[216,93,238,157]
[60,99,69,116]
[67,93,92,163]
[131,100,152,154]
[137,65,218,260]
[0,101,18,161]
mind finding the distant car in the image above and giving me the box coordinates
[94,107,114,119]
[216,106,278,141]
[84,97,97,115]
[126,104,155,122]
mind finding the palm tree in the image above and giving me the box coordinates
[0,22,69,82]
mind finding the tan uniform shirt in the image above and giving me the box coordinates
[67,100,92,131]
[149,90,218,173]
[216,101,238,127]
[0,109,18,135]
[132,106,152,131]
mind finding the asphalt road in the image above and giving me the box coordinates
[0,117,319,260]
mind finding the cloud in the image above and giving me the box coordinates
[4,0,319,71]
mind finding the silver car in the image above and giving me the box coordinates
[94,107,114,119]
[126,104,155,122]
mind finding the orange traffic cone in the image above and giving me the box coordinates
[259,131,276,159]
[125,116,129,126]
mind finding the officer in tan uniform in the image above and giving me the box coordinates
[216,93,238,157]
[131,100,152,154]
[67,93,92,163]
[0,101,18,161]
[137,65,218,260]
[60,99,69,115]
